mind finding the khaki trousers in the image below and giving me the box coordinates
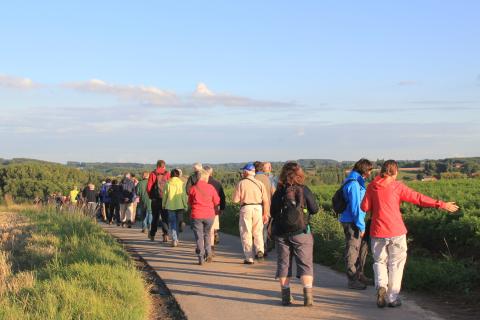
[119,203,134,222]
[371,235,407,303]
[239,205,264,261]
[210,215,220,244]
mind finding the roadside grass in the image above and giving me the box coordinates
[0,206,150,320]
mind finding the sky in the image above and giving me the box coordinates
[1,1,479,164]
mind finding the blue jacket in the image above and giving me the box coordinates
[339,170,367,232]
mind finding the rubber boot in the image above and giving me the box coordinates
[281,287,292,306]
[303,287,313,307]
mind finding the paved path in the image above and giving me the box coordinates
[102,223,443,320]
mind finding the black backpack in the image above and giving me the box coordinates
[332,178,357,216]
[278,185,307,234]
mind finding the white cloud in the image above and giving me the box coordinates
[191,82,295,107]
[64,79,295,108]
[64,79,179,106]
[0,74,39,89]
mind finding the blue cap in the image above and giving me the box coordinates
[242,162,255,171]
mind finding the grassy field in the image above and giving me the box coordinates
[0,206,150,320]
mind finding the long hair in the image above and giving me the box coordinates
[380,160,398,178]
[278,161,305,187]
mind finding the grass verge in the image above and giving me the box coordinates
[0,206,150,320]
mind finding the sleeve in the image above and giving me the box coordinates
[212,186,220,206]
[162,182,168,208]
[188,188,194,206]
[303,186,319,215]
[346,183,366,232]
[146,172,156,197]
[399,183,445,209]
[219,184,226,210]
[232,182,241,203]
[361,186,371,213]
[261,184,270,217]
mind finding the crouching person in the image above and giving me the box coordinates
[188,169,220,265]
[270,162,319,306]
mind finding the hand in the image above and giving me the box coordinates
[443,202,460,213]
[262,215,269,225]
[360,231,365,238]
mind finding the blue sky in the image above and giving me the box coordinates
[1,1,479,163]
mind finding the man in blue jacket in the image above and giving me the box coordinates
[339,158,373,290]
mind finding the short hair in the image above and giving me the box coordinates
[203,165,213,175]
[278,161,305,187]
[156,160,166,168]
[381,160,398,178]
[197,168,210,181]
[105,178,112,183]
[112,179,118,185]
[254,161,264,173]
[263,162,272,172]
[171,169,181,178]
[352,158,373,176]
[193,162,203,172]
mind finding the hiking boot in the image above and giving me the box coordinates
[162,234,169,242]
[148,234,155,242]
[211,246,216,257]
[243,259,254,265]
[256,251,264,262]
[377,287,387,308]
[172,240,178,247]
[127,220,132,228]
[348,279,367,290]
[141,228,146,233]
[198,256,204,265]
[281,287,292,306]
[121,222,125,228]
[205,255,213,263]
[214,231,220,245]
[303,287,313,307]
[388,298,402,308]
[358,272,374,286]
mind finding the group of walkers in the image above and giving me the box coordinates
[63,158,459,309]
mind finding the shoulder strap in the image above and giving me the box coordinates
[242,177,263,194]
[341,178,357,188]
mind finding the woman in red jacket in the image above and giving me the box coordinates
[188,168,220,265]
[361,160,458,308]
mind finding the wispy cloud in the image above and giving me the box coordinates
[64,79,179,106]
[190,82,296,108]
[397,80,417,86]
[0,74,39,89]
[64,79,295,108]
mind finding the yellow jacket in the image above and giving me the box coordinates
[162,177,188,210]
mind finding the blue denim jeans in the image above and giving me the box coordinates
[192,218,214,258]
[142,208,152,231]
[167,210,185,241]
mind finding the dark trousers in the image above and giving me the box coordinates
[150,199,169,237]
[192,218,214,258]
[111,203,120,223]
[105,202,114,222]
[342,222,369,280]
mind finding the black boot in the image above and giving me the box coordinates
[281,287,292,306]
[303,287,313,307]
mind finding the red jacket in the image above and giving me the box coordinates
[188,180,220,219]
[361,176,446,238]
[147,167,171,199]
